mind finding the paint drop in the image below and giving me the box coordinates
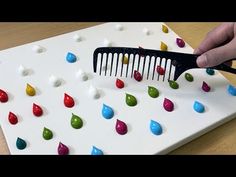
[206,68,215,75]
[33,103,43,117]
[91,146,103,155]
[71,113,83,129]
[64,93,75,108]
[43,127,53,140]
[163,98,174,112]
[88,85,100,99]
[193,101,205,113]
[202,81,211,92]
[169,80,179,89]
[156,66,165,75]
[8,112,18,125]
[121,56,129,64]
[162,25,168,33]
[73,34,82,42]
[103,39,112,47]
[116,119,128,135]
[176,38,185,48]
[148,86,159,98]
[185,73,194,82]
[32,45,44,53]
[150,120,163,135]
[66,52,77,63]
[0,89,8,103]
[134,70,142,81]
[102,104,114,119]
[115,24,123,31]
[160,41,168,51]
[125,93,137,106]
[227,85,236,96]
[16,137,26,150]
[143,28,150,35]
[116,78,124,89]
[49,75,61,87]
[18,65,28,76]
[26,83,36,96]
[76,69,88,81]
[58,142,69,155]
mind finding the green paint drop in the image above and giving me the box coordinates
[71,113,83,129]
[43,127,53,140]
[185,73,194,82]
[169,80,179,89]
[16,137,27,150]
[148,86,159,98]
[125,93,137,106]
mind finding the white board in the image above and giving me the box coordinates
[0,23,235,154]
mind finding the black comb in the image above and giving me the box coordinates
[93,47,236,81]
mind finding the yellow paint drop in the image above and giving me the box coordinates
[162,25,168,33]
[26,83,36,96]
[160,42,168,51]
[121,56,129,64]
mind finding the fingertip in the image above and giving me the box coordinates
[196,55,208,67]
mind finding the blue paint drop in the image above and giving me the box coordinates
[150,120,162,135]
[193,101,205,113]
[206,68,215,75]
[102,104,114,119]
[227,85,236,96]
[16,137,27,150]
[66,52,77,63]
[91,146,103,155]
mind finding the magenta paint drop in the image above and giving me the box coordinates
[163,98,174,112]
[115,119,128,135]
[176,38,185,48]
[202,81,211,92]
[134,70,142,81]
[57,142,69,155]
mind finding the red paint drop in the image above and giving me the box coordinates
[8,112,18,125]
[0,89,8,103]
[116,119,128,135]
[58,142,69,155]
[176,38,185,48]
[163,98,174,112]
[33,103,43,117]
[116,78,124,89]
[134,70,142,82]
[156,66,165,75]
[202,81,211,92]
[64,93,75,108]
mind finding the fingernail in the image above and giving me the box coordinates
[197,55,208,67]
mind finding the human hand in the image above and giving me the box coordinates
[194,23,236,67]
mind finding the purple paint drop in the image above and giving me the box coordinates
[176,38,185,48]
[57,142,69,155]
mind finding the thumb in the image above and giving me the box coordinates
[196,38,236,67]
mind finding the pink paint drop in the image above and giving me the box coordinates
[64,93,75,108]
[176,38,185,48]
[33,103,43,117]
[202,81,211,92]
[134,70,142,82]
[163,98,174,112]
[116,119,128,135]
[57,142,69,155]
[156,66,165,75]
[8,112,18,125]
[116,78,124,89]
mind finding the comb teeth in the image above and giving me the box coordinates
[94,47,177,81]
